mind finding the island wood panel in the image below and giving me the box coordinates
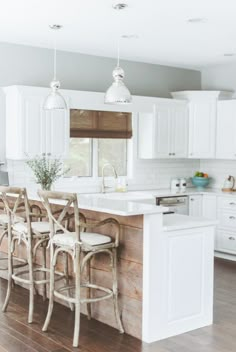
[0,200,144,339]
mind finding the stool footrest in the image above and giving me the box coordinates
[54,283,114,304]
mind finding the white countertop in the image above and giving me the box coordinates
[27,192,168,217]
[163,214,218,232]
[24,187,236,217]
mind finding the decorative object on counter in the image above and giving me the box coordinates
[26,154,69,191]
[222,175,236,192]
[43,24,67,110]
[192,171,210,189]
[180,177,187,191]
[170,178,180,192]
[116,176,127,192]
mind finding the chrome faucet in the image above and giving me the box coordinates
[101,164,118,193]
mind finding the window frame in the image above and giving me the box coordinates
[64,137,130,179]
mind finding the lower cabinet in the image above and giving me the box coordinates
[189,195,203,217]
[215,196,236,255]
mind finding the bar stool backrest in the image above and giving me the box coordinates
[38,190,80,242]
[0,186,32,235]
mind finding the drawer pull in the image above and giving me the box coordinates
[229,236,235,240]
[229,216,236,220]
[230,202,236,206]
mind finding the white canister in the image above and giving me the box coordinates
[180,177,187,191]
[171,178,180,191]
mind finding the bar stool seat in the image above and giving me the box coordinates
[52,231,112,247]
[13,221,51,236]
[0,214,25,225]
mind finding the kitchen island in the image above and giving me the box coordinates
[0,193,217,343]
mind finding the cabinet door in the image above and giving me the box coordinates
[216,101,236,159]
[202,195,217,220]
[171,105,188,158]
[188,100,216,159]
[138,112,158,159]
[189,195,203,217]
[154,105,171,158]
[138,106,171,159]
[45,105,70,158]
[23,95,45,157]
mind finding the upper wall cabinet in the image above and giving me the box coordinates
[4,86,70,160]
[216,100,236,159]
[172,91,233,159]
[138,100,188,159]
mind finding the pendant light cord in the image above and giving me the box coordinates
[53,33,57,81]
[117,37,120,67]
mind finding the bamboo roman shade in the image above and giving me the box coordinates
[70,109,132,139]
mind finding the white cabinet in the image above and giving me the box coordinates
[4,86,69,160]
[189,195,203,217]
[215,196,236,254]
[216,100,236,159]
[138,100,188,159]
[202,195,217,220]
[172,91,233,159]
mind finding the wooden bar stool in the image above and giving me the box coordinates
[39,190,124,348]
[0,186,55,323]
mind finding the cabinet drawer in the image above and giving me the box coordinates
[218,197,236,210]
[216,230,236,254]
[218,210,236,229]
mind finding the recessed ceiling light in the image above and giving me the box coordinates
[49,24,63,30]
[112,3,128,10]
[121,34,139,39]
[224,53,236,57]
[187,18,207,24]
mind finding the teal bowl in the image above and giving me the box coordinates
[191,176,211,189]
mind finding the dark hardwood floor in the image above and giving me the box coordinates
[0,258,235,351]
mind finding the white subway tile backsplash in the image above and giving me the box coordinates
[200,159,236,189]
[6,157,200,192]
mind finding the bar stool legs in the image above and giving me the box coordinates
[112,248,124,333]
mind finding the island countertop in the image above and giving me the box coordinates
[26,192,168,216]
[163,213,218,231]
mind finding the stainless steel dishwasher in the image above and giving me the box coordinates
[156,196,189,215]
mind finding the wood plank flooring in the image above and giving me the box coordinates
[0,258,235,351]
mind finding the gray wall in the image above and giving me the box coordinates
[201,62,236,96]
[0,42,201,98]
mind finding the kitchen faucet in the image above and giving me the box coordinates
[101,164,118,193]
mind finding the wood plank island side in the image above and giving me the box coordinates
[0,199,144,340]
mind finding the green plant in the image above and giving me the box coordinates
[26,154,69,190]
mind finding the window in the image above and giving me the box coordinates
[98,139,127,176]
[65,138,127,177]
[65,138,92,177]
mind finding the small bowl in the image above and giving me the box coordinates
[191,176,211,189]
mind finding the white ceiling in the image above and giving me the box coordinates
[1,0,236,69]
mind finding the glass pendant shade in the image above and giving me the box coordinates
[104,66,132,105]
[44,80,67,110]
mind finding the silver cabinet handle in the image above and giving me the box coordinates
[173,153,175,156]
[169,153,171,156]
[229,236,235,240]
[229,216,236,220]
[229,202,236,205]
[190,198,194,201]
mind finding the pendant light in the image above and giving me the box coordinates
[104,38,132,105]
[44,24,67,110]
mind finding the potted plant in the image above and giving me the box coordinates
[26,153,69,191]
